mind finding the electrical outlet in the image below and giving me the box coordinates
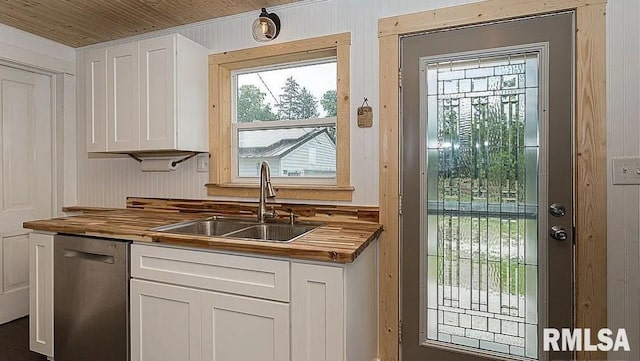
[612,157,640,185]
[196,153,209,173]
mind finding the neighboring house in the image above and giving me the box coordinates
[238,128,336,178]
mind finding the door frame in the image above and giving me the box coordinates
[378,1,607,360]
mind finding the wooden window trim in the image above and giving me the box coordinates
[378,1,607,360]
[206,33,352,201]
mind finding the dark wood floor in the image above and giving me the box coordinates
[0,317,46,361]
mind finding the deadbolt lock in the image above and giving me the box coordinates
[550,226,568,241]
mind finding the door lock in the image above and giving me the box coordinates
[550,226,568,241]
[549,203,566,217]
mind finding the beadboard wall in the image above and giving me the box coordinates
[74,0,479,208]
[607,0,640,359]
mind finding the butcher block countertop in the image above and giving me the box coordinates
[23,208,382,263]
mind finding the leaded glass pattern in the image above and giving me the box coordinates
[424,52,540,359]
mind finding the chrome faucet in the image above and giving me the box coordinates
[258,161,277,223]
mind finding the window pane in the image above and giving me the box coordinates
[235,60,337,123]
[237,125,336,178]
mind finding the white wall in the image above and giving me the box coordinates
[74,0,478,208]
[607,0,640,359]
[0,23,75,73]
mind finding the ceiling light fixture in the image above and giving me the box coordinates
[252,8,280,42]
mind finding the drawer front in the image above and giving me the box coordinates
[131,244,290,302]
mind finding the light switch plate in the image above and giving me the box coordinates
[196,153,209,173]
[612,157,640,185]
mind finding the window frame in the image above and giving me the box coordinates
[207,33,353,201]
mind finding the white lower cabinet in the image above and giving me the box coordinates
[291,263,345,361]
[201,292,289,361]
[291,242,378,361]
[28,232,54,358]
[130,241,377,361]
[130,279,202,361]
[131,279,290,361]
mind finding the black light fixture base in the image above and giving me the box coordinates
[253,7,280,42]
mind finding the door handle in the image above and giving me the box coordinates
[63,249,115,264]
[549,203,566,217]
[550,226,568,241]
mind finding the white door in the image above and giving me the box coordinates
[0,65,52,324]
[130,279,202,361]
[202,291,290,361]
[140,37,176,151]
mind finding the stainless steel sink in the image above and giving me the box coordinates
[223,223,318,242]
[151,217,255,237]
[152,217,321,243]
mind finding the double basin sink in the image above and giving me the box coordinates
[152,216,321,243]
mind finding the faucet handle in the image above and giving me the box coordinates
[264,207,277,219]
[288,211,297,225]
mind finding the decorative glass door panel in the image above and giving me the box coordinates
[401,13,574,361]
[423,51,540,359]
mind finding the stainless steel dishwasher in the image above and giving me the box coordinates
[54,234,130,361]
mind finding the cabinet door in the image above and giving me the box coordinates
[139,37,176,150]
[107,43,140,151]
[28,232,54,357]
[131,279,202,361]
[291,263,344,361]
[202,291,289,361]
[85,48,108,152]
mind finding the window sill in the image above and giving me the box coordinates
[205,183,354,201]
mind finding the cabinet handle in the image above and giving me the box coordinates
[63,249,115,264]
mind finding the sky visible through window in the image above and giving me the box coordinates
[236,61,337,119]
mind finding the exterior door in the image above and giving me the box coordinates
[401,13,573,360]
[0,65,52,324]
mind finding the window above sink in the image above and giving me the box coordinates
[206,32,354,201]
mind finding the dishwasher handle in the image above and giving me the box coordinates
[63,249,115,264]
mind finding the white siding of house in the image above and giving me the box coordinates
[281,132,336,176]
[238,157,281,178]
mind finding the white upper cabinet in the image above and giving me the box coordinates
[85,48,107,152]
[139,37,174,150]
[107,43,140,151]
[85,34,209,153]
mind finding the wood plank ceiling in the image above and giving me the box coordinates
[0,0,299,48]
